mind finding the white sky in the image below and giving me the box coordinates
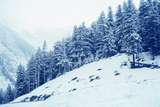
[0,0,139,48]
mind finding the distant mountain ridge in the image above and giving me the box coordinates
[0,23,34,90]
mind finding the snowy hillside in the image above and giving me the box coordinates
[1,54,160,107]
[0,23,34,89]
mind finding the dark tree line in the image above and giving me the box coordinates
[0,85,15,104]
[1,0,159,104]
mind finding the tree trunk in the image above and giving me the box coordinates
[132,53,135,68]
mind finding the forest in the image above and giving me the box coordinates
[0,0,160,104]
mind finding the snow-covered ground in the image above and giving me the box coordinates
[1,54,160,107]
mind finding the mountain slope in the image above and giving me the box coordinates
[1,54,160,107]
[0,23,34,89]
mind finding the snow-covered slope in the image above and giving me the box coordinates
[2,54,160,107]
[0,23,34,89]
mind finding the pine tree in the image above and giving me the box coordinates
[94,12,108,59]
[139,0,152,51]
[35,43,50,86]
[103,7,117,57]
[83,27,96,62]
[139,0,160,59]
[27,54,38,92]
[115,5,124,52]
[89,22,99,59]
[48,50,59,79]
[90,22,100,60]
[152,0,160,55]
[27,41,51,91]
[128,32,142,67]
[51,40,71,77]
[0,89,4,104]
[67,26,81,68]
[68,23,94,68]
[75,23,94,64]
[38,41,50,85]
[15,64,28,98]
[121,0,139,53]
[5,85,14,103]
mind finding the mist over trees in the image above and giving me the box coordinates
[1,0,159,104]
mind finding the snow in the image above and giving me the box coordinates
[139,52,160,65]
[1,54,160,107]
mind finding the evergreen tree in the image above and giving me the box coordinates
[139,0,151,51]
[0,89,4,104]
[103,7,117,57]
[128,32,142,67]
[115,5,124,52]
[39,41,50,85]
[75,23,94,63]
[15,64,28,98]
[27,55,38,92]
[67,26,81,68]
[84,27,96,61]
[52,41,70,76]
[139,0,160,59]
[69,25,85,67]
[94,12,108,59]
[121,0,139,53]
[27,41,51,91]
[48,50,59,79]
[5,85,14,103]
[152,0,160,55]
[90,22,99,59]
[68,23,94,68]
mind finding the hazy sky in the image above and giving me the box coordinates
[0,0,139,48]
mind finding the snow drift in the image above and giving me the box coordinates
[1,54,160,107]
